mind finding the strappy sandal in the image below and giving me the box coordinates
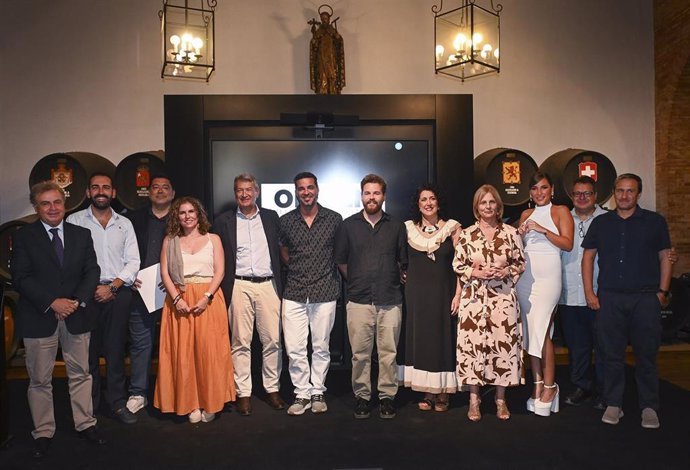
[467,398,481,422]
[496,399,511,420]
[418,394,435,411]
[434,393,449,412]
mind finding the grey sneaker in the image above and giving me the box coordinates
[311,395,328,413]
[287,397,311,416]
[641,408,660,429]
[601,406,624,425]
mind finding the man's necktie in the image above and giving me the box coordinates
[49,228,64,266]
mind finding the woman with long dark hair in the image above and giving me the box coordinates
[516,173,573,417]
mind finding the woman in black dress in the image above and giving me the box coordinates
[398,184,461,411]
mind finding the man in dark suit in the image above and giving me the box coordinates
[11,181,105,459]
[123,175,174,415]
[214,173,284,416]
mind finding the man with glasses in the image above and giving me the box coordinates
[559,176,607,409]
[582,173,672,429]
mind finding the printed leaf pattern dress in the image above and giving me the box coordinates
[453,223,526,387]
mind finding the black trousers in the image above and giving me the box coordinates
[89,288,132,412]
[559,304,603,393]
[597,291,661,411]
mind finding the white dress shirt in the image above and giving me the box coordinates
[66,207,140,285]
[235,208,273,277]
[559,205,607,306]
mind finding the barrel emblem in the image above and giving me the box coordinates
[578,161,598,181]
[502,160,520,185]
[51,161,73,190]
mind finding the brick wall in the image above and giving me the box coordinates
[655,0,690,276]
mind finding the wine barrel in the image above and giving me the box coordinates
[114,151,167,211]
[474,148,539,223]
[1,290,19,361]
[0,215,38,282]
[28,152,116,213]
[538,149,617,207]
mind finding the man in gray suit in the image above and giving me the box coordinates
[12,181,105,459]
[214,173,284,416]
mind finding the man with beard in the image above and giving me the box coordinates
[335,174,407,419]
[279,172,342,415]
[67,173,140,424]
[123,175,175,415]
[582,173,672,429]
[214,173,285,416]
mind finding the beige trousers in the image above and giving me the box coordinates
[24,321,96,439]
[228,279,282,397]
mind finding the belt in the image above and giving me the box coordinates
[235,275,273,283]
[601,287,658,294]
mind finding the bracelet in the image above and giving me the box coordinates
[172,294,181,305]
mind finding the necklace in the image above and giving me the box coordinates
[422,223,439,234]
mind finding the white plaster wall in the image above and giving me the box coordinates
[0,0,654,222]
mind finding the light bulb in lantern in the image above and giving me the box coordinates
[472,33,483,47]
[435,44,444,59]
[480,44,492,59]
[170,35,180,52]
[192,37,203,54]
[453,33,467,52]
[493,48,499,59]
[182,33,193,51]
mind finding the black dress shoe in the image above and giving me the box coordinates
[32,437,51,459]
[592,396,606,410]
[379,398,396,419]
[78,425,107,445]
[564,388,591,406]
[113,406,138,424]
[354,398,371,419]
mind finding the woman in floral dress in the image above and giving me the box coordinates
[453,185,525,421]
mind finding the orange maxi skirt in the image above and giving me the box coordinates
[154,282,236,415]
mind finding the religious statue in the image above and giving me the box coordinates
[308,4,345,95]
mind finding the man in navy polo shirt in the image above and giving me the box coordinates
[582,173,672,429]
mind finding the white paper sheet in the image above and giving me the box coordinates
[137,263,166,313]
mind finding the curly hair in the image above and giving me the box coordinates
[166,197,211,237]
[411,183,447,226]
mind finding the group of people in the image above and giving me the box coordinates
[11,168,673,459]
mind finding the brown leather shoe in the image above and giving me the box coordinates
[237,396,252,416]
[266,392,286,410]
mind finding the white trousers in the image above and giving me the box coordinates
[282,299,337,399]
[228,279,282,397]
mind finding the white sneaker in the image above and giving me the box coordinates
[188,409,202,424]
[201,410,215,423]
[126,395,147,414]
[311,394,328,413]
[641,408,660,429]
[287,397,311,416]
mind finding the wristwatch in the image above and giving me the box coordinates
[109,283,119,295]
[204,291,214,301]
[658,289,670,296]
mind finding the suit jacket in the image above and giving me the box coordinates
[213,208,283,302]
[11,220,100,338]
[124,205,153,264]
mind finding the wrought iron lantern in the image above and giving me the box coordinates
[433,0,501,82]
[160,0,216,81]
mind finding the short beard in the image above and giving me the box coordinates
[364,202,381,215]
[91,196,111,210]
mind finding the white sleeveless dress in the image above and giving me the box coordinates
[516,203,562,358]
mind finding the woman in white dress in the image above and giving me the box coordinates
[516,173,573,416]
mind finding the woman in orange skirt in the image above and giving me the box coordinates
[154,196,235,423]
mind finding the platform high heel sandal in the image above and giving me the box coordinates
[526,381,544,413]
[534,383,559,417]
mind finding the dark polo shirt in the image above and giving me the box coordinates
[280,204,342,303]
[582,205,670,291]
[334,210,407,305]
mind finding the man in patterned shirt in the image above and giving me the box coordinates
[279,172,342,415]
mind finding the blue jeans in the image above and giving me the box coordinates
[128,294,159,397]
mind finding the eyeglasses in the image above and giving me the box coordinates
[578,221,585,238]
[572,191,594,199]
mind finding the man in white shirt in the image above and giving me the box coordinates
[67,173,140,424]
